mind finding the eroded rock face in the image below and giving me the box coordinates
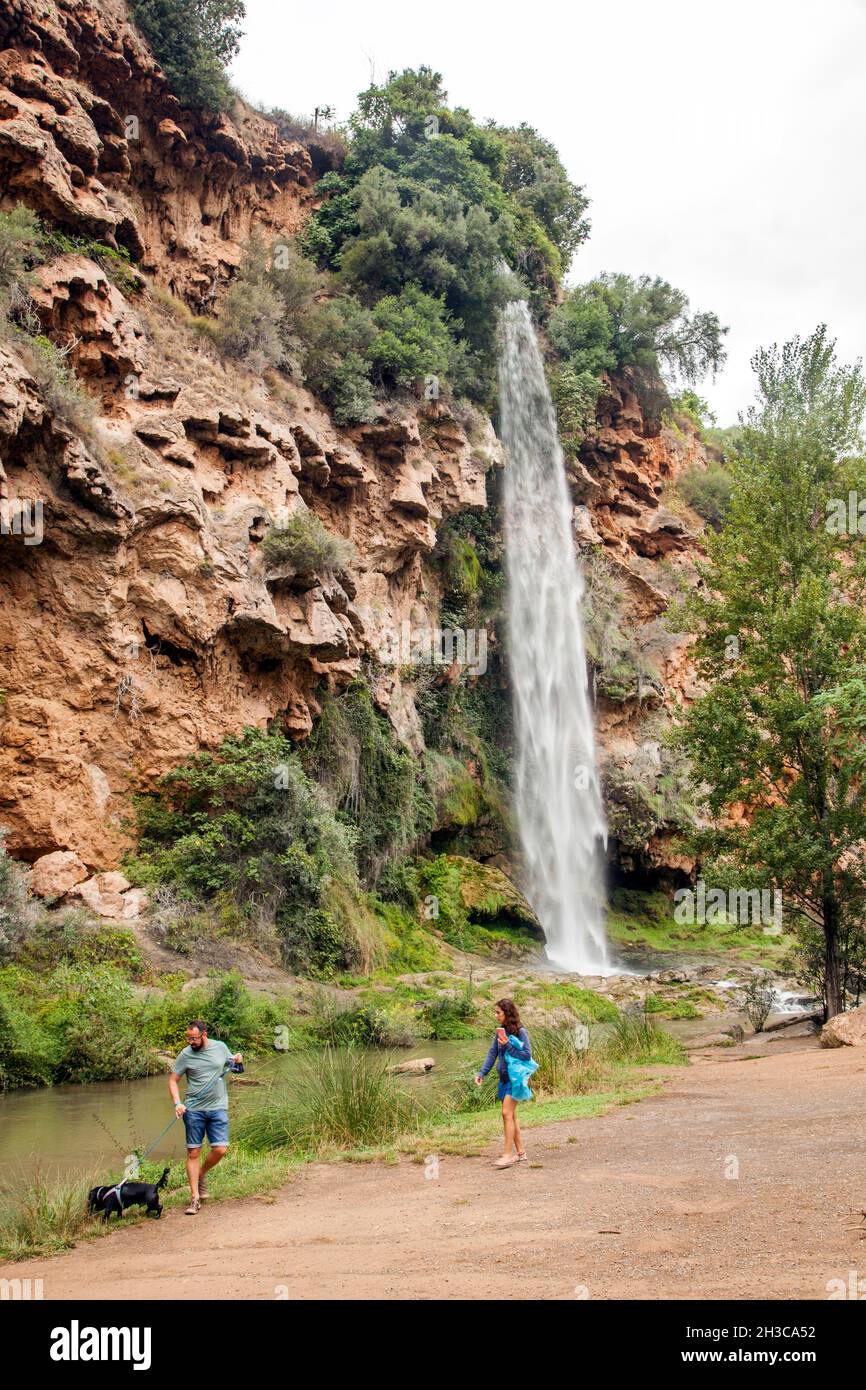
[0,0,703,889]
[0,0,316,300]
[573,375,709,874]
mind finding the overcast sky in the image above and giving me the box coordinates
[231,0,866,425]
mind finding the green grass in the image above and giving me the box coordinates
[513,980,619,1023]
[606,887,795,967]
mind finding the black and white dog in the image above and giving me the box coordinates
[87,1167,170,1222]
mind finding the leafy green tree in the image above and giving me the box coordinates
[674,327,866,1017]
[302,66,581,401]
[130,0,244,111]
[494,123,590,266]
[370,285,455,386]
[550,272,727,420]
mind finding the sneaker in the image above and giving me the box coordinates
[184,1198,201,1215]
[198,1178,210,1200]
[517,1151,528,1162]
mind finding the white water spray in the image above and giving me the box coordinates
[498,300,609,973]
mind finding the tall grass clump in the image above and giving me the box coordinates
[530,1024,614,1096]
[603,1009,686,1066]
[0,1168,98,1259]
[237,1046,424,1154]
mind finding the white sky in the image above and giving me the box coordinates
[231,0,866,425]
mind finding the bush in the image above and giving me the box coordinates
[129,0,244,112]
[302,683,434,884]
[128,728,368,977]
[300,295,378,424]
[423,982,476,1039]
[369,285,455,387]
[678,463,732,529]
[215,276,286,373]
[260,511,354,576]
[309,994,415,1048]
[738,973,776,1033]
[0,830,31,962]
[236,1045,424,1153]
[14,334,95,437]
[0,205,44,299]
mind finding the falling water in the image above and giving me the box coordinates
[498,300,610,973]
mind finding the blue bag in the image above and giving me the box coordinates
[505,1033,539,1101]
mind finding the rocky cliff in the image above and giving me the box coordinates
[0,0,707,889]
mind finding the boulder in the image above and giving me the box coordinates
[820,1006,866,1048]
[387,1057,435,1075]
[28,850,88,898]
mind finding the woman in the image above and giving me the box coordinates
[475,998,532,1169]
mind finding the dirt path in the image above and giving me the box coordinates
[4,1042,865,1300]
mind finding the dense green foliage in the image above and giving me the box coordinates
[678,463,733,528]
[128,727,368,977]
[673,327,866,1016]
[130,0,244,111]
[301,683,435,885]
[300,67,589,405]
[550,271,728,434]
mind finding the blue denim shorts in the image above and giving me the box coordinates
[497,1080,512,1101]
[183,1108,229,1149]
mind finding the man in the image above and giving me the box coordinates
[169,1020,243,1216]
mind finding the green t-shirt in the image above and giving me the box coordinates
[172,1040,233,1112]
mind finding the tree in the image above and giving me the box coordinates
[674,327,866,1017]
[550,272,727,421]
[130,0,245,111]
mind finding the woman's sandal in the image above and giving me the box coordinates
[493,1154,520,1168]
[517,1150,528,1161]
[184,1197,201,1215]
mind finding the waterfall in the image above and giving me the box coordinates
[498,300,610,973]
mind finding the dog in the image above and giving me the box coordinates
[87,1167,170,1222]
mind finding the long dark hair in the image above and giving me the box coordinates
[495,998,522,1036]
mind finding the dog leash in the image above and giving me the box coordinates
[136,1063,236,1165]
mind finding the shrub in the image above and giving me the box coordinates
[423,982,476,1039]
[678,463,733,529]
[260,511,354,576]
[0,830,31,963]
[215,276,286,373]
[309,994,414,1048]
[738,973,776,1033]
[128,728,367,977]
[236,1046,424,1153]
[14,334,95,437]
[302,683,434,885]
[129,0,244,111]
[0,205,44,299]
[369,285,455,387]
[300,295,378,424]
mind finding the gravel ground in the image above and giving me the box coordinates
[4,1038,864,1300]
